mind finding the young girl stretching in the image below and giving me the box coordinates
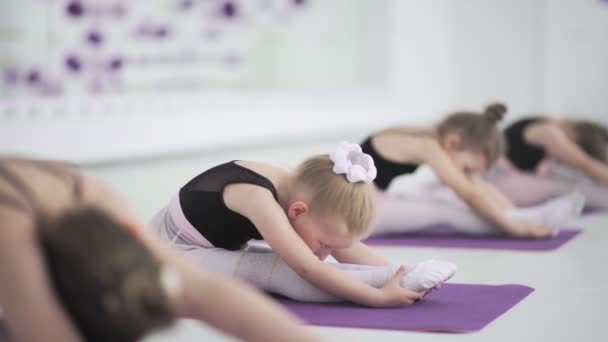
[485,115,608,209]
[361,103,585,238]
[150,143,457,305]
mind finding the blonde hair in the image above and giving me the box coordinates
[436,103,507,167]
[291,155,375,237]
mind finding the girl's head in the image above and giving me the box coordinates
[285,146,376,260]
[436,103,507,176]
[39,207,178,342]
[567,120,608,164]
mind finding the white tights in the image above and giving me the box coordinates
[485,160,608,209]
[373,189,585,237]
[193,248,396,302]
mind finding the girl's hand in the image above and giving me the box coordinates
[377,266,425,307]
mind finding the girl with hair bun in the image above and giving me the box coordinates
[361,103,584,239]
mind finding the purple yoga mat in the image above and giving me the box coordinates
[278,283,534,333]
[364,228,581,251]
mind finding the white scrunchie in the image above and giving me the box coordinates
[329,142,377,183]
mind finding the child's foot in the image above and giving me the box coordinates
[541,192,585,228]
[400,259,457,292]
[507,192,586,236]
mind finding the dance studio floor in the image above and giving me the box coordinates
[88,140,608,342]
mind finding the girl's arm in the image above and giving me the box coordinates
[0,209,82,342]
[225,184,424,307]
[526,122,608,184]
[419,139,552,239]
[331,242,392,266]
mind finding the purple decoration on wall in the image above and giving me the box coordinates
[3,69,19,85]
[155,26,169,38]
[221,1,238,18]
[27,70,41,84]
[179,0,194,10]
[66,0,85,18]
[65,55,82,73]
[108,57,124,72]
[86,30,104,45]
[9,0,312,97]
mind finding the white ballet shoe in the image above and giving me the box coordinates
[400,259,457,292]
[546,191,586,237]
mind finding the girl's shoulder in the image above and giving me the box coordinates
[232,160,288,187]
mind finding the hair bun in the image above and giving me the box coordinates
[483,103,507,124]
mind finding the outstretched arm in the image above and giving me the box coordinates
[527,122,608,184]
[420,139,551,239]
[224,184,424,307]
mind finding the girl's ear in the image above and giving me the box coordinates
[287,201,309,221]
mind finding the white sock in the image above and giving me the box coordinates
[507,192,585,234]
[400,259,457,291]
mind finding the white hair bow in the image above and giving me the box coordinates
[329,142,377,183]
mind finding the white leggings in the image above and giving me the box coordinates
[148,205,396,302]
[485,159,608,209]
[372,177,585,237]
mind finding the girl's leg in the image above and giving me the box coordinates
[192,249,455,302]
[374,192,501,236]
[542,161,608,209]
[373,189,584,237]
[484,158,608,208]
[198,249,393,302]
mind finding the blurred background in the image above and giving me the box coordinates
[1,2,607,341]
[1,0,606,165]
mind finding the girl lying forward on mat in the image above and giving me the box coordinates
[0,158,318,342]
[150,144,457,305]
[361,103,585,238]
[485,115,608,209]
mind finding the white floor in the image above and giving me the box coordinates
[87,140,608,342]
